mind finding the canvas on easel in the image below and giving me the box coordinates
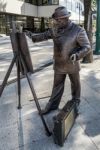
[10,31,34,74]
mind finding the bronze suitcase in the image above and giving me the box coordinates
[53,100,78,146]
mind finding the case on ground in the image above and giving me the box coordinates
[53,100,78,146]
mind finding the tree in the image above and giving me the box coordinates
[83,0,96,63]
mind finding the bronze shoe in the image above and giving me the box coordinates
[71,99,80,116]
[71,98,80,106]
[40,102,58,115]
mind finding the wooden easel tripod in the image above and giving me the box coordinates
[0,23,51,136]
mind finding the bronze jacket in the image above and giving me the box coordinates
[31,21,91,74]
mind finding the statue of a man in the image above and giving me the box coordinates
[26,6,91,115]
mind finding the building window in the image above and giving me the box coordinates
[0,14,28,35]
[52,0,59,4]
[34,18,42,32]
[0,14,6,34]
[37,0,59,5]
[76,2,83,15]
[31,0,37,5]
[48,0,52,5]
[37,0,42,5]
[25,0,30,3]
[72,1,76,12]
[67,0,72,11]
[24,0,59,5]
[42,0,48,5]
[25,0,37,5]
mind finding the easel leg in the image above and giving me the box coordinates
[26,73,51,136]
[17,57,22,109]
[0,55,17,97]
[19,55,51,136]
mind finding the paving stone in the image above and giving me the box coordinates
[76,97,100,124]
[17,111,48,147]
[0,102,17,128]
[63,123,98,150]
[0,83,17,106]
[0,124,19,150]
[81,80,100,114]
[16,123,98,150]
[80,119,100,149]
[17,67,53,106]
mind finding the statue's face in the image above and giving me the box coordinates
[52,17,69,28]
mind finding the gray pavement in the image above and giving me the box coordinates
[0,36,100,150]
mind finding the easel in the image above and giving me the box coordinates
[0,22,51,136]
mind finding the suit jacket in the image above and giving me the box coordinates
[31,21,91,74]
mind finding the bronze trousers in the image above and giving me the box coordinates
[49,72,81,107]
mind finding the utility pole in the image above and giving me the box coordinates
[79,3,81,24]
[95,0,100,54]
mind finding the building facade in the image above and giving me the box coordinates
[0,0,84,35]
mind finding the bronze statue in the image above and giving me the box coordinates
[26,6,91,115]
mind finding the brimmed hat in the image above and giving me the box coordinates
[52,6,71,19]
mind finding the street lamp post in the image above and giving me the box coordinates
[95,0,100,54]
[79,3,81,25]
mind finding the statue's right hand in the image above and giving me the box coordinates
[24,30,32,39]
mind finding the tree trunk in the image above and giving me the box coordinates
[83,0,93,63]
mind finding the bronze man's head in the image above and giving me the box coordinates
[52,6,71,28]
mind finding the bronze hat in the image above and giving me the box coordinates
[52,6,71,19]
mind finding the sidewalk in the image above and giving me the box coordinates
[0,37,100,150]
